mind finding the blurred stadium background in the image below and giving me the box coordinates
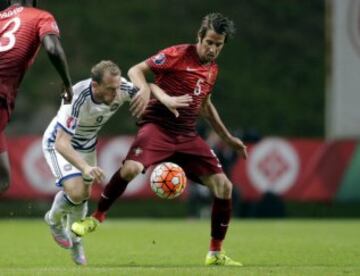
[2,0,360,218]
[2,1,360,274]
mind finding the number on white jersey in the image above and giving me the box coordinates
[0,17,21,52]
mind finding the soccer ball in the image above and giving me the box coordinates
[150,162,187,199]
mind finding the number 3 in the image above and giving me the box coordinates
[0,17,21,52]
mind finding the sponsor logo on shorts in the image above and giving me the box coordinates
[64,164,72,171]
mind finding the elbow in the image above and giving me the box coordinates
[46,44,61,58]
[44,42,55,55]
[127,66,137,79]
[43,36,62,57]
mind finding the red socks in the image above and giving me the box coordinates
[210,197,232,251]
[92,169,129,222]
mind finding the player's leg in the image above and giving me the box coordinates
[43,147,90,249]
[46,175,90,264]
[49,150,94,265]
[201,173,241,266]
[175,135,242,266]
[44,189,74,249]
[0,102,11,193]
[0,149,10,193]
[92,159,144,221]
[64,178,90,266]
[92,124,177,222]
[70,159,145,237]
[71,123,175,236]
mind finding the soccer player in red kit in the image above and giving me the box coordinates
[72,13,247,266]
[0,0,73,193]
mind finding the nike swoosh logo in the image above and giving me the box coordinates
[101,193,109,199]
[186,67,197,72]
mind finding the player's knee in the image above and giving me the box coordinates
[214,178,233,199]
[67,189,88,204]
[120,163,142,181]
[223,180,233,198]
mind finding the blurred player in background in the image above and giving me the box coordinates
[0,0,73,193]
[72,13,247,266]
[43,60,191,265]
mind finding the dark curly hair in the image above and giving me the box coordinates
[198,13,236,43]
[7,0,37,7]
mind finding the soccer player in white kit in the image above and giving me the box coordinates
[42,60,192,265]
[42,60,137,265]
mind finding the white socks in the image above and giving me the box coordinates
[48,191,73,225]
[48,191,88,229]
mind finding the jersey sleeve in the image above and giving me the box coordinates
[120,77,139,101]
[37,11,60,40]
[56,103,79,136]
[145,46,182,74]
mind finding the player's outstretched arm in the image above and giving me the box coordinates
[200,95,247,159]
[42,34,73,104]
[128,61,151,118]
[55,128,105,183]
[149,83,192,118]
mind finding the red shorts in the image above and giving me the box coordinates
[125,123,223,182]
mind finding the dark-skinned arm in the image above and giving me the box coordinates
[42,34,73,103]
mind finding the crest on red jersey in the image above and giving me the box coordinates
[152,53,166,65]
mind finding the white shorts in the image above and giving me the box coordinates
[43,147,97,187]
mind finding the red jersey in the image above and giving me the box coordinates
[0,4,59,105]
[140,44,218,136]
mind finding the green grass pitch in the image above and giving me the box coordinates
[0,219,359,275]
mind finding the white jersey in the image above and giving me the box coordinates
[43,77,137,152]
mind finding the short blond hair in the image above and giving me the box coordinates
[91,60,121,84]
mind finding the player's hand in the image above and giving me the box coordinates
[130,86,151,118]
[62,86,73,104]
[162,94,193,118]
[226,136,248,160]
[83,165,105,184]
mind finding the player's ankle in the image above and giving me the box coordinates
[92,211,106,223]
[209,238,223,251]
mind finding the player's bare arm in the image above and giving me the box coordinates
[42,34,73,104]
[200,95,247,159]
[128,61,151,118]
[55,128,104,182]
[149,83,192,118]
